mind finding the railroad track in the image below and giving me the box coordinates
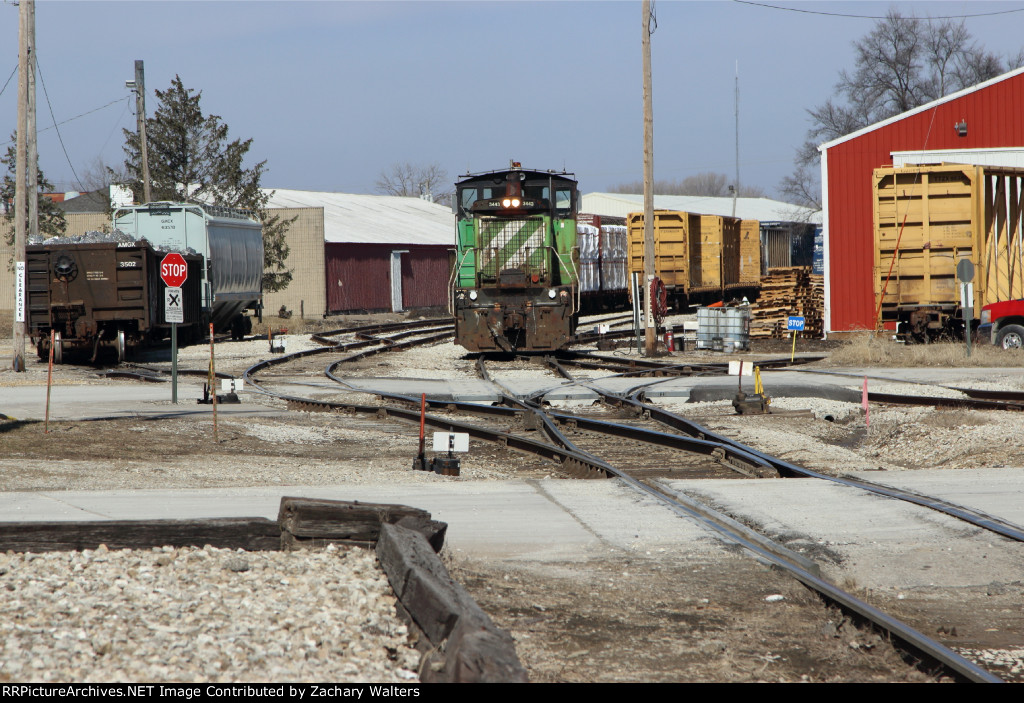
[238,323,1021,682]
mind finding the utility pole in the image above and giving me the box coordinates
[641,0,656,356]
[128,60,152,204]
[27,3,38,238]
[12,0,36,372]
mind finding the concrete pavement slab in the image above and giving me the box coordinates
[658,472,1024,590]
[0,480,726,562]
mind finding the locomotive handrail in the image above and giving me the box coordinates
[552,245,581,313]
[447,248,476,315]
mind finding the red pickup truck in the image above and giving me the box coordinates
[978,300,1024,349]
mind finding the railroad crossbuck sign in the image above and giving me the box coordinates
[160,252,188,288]
[165,287,183,324]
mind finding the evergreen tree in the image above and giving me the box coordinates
[1,133,68,243]
[120,76,292,292]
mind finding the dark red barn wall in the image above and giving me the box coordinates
[401,246,451,309]
[325,243,452,313]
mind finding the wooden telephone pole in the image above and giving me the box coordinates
[12,0,37,372]
[131,60,152,204]
[641,0,656,355]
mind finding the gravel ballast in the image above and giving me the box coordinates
[0,544,420,683]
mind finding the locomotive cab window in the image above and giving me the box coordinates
[458,185,503,217]
[554,187,573,216]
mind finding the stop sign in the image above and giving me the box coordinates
[160,253,188,288]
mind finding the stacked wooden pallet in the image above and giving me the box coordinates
[749,267,824,338]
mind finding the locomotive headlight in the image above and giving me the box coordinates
[502,198,512,208]
[547,289,557,299]
[469,290,478,301]
[511,198,521,208]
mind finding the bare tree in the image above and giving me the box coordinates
[780,10,1023,209]
[375,162,452,203]
[609,171,766,197]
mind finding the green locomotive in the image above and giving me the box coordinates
[450,163,580,352]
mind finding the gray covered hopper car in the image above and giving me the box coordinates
[113,202,263,337]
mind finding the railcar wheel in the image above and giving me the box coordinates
[996,324,1024,350]
[116,330,127,363]
[53,332,63,365]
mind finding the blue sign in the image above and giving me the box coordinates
[787,316,806,332]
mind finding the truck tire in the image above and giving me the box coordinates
[996,324,1024,350]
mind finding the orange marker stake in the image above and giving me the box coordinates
[44,329,54,434]
[210,323,218,443]
[862,376,870,430]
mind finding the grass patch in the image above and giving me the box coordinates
[827,333,1021,367]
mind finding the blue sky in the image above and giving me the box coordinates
[3,1,1024,199]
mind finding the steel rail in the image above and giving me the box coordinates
[509,355,1024,543]
[245,330,1004,682]
[579,383,1024,543]
[310,318,453,345]
[487,358,1001,683]
[868,391,1024,412]
[779,368,1024,408]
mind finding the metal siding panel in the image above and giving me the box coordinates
[401,246,451,309]
[326,244,391,312]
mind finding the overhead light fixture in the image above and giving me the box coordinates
[955,120,967,137]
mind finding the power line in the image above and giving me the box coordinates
[1,96,130,147]
[33,57,86,193]
[732,1,1024,20]
[0,63,16,99]
[98,96,132,156]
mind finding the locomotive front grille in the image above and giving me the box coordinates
[477,218,548,279]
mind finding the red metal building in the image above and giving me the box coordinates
[819,66,1024,333]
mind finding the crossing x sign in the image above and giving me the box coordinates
[165,286,184,324]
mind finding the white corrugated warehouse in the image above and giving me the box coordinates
[581,193,821,224]
[264,190,454,245]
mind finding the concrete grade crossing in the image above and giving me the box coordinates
[2,365,1023,590]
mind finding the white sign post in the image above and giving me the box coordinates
[14,262,25,323]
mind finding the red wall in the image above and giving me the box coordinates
[400,247,451,309]
[325,243,451,313]
[824,71,1024,331]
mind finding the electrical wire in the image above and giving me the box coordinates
[97,96,132,156]
[0,97,130,149]
[34,57,87,192]
[732,1,1024,21]
[0,63,17,99]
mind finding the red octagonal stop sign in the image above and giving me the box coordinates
[160,252,188,288]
